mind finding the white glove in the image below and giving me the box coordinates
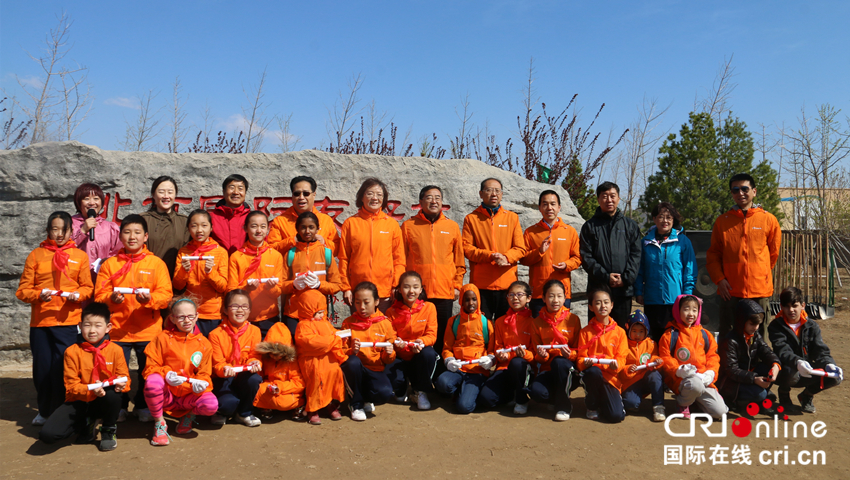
[826,364,844,381]
[445,357,461,373]
[478,355,494,370]
[293,275,308,291]
[394,338,406,348]
[676,364,697,379]
[191,379,209,394]
[305,271,321,289]
[797,359,814,378]
[165,371,185,387]
[702,370,715,386]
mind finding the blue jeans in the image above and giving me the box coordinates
[116,341,150,411]
[582,366,625,423]
[435,370,487,414]
[341,356,394,410]
[385,346,438,394]
[30,326,79,417]
[479,357,532,407]
[622,369,664,409]
[213,371,262,417]
[529,357,576,413]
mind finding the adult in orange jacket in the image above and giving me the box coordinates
[17,211,94,423]
[707,173,781,336]
[521,190,581,317]
[338,178,405,312]
[227,211,285,339]
[94,214,173,421]
[577,285,629,423]
[293,290,348,425]
[462,178,527,321]
[402,185,466,352]
[658,294,727,419]
[435,284,496,414]
[268,175,340,257]
[39,303,128,451]
[253,340,305,413]
[619,310,666,422]
[172,209,229,336]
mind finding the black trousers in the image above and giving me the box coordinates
[213,371,262,417]
[39,389,122,444]
[479,289,509,323]
[642,304,674,342]
[196,319,221,337]
[30,326,78,417]
[116,341,149,411]
[582,366,625,423]
[385,346,438,394]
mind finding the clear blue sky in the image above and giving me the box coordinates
[2,1,848,183]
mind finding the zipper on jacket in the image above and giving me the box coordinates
[430,222,438,289]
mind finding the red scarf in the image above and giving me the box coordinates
[390,300,425,332]
[108,249,148,284]
[349,312,386,331]
[577,318,617,356]
[222,321,249,365]
[540,307,569,344]
[188,239,219,267]
[82,340,114,383]
[40,239,77,282]
[238,242,270,284]
[502,307,531,337]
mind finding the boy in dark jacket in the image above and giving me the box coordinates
[768,287,843,413]
[718,300,780,417]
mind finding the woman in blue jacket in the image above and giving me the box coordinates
[634,202,696,341]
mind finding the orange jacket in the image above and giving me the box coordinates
[342,312,397,371]
[63,340,130,403]
[295,317,348,412]
[338,209,406,297]
[280,240,342,318]
[401,212,466,299]
[442,284,495,375]
[529,307,582,371]
[706,206,781,298]
[264,321,293,346]
[386,300,437,361]
[143,327,214,401]
[227,241,285,322]
[253,343,305,411]
[268,207,340,258]
[209,321,263,377]
[493,309,535,370]
[172,239,229,320]
[16,242,93,327]
[576,318,630,391]
[94,247,173,342]
[521,219,582,298]
[618,337,663,391]
[659,321,720,394]
[462,205,527,290]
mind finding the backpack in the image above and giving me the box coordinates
[669,327,710,361]
[286,246,335,317]
[450,314,489,345]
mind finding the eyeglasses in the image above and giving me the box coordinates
[365,192,384,199]
[229,305,250,311]
[482,188,502,194]
[292,190,313,198]
[175,314,198,322]
[507,293,527,299]
[422,195,442,202]
[731,186,751,194]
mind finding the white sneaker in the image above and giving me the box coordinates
[235,414,261,427]
[117,409,128,423]
[586,410,599,420]
[351,409,367,421]
[513,402,528,415]
[555,411,570,421]
[211,414,227,426]
[416,392,431,410]
[135,408,153,423]
[395,395,408,403]
[32,413,47,426]
[364,402,375,413]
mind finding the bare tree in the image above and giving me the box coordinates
[275,113,301,153]
[242,68,273,153]
[450,93,474,159]
[327,73,364,148]
[618,96,671,216]
[121,89,163,152]
[167,76,190,153]
[1,97,32,149]
[697,54,737,128]
[366,99,391,148]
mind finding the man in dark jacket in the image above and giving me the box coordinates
[718,299,780,417]
[580,182,642,328]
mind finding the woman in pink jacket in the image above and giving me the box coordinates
[70,183,123,282]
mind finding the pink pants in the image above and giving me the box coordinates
[144,374,218,418]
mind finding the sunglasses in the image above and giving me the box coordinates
[292,190,313,198]
[731,186,751,194]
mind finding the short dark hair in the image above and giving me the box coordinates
[243,210,268,229]
[679,295,700,310]
[46,211,73,237]
[353,281,380,302]
[651,202,683,229]
[186,208,212,226]
[419,185,443,200]
[542,279,566,297]
[73,183,105,215]
[224,289,252,310]
[480,178,502,191]
[120,214,148,233]
[82,302,111,323]
[779,287,804,307]
[729,173,756,190]
[355,178,389,211]
[507,281,532,297]
[222,174,249,191]
[290,176,317,193]
[596,182,620,197]
[588,284,613,302]
[394,271,428,302]
[538,190,561,206]
[295,211,319,228]
[148,176,178,211]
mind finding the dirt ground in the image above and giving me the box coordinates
[2,306,849,480]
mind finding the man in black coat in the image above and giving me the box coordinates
[579,182,642,328]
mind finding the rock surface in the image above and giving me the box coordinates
[0,141,587,363]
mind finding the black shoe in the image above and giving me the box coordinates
[99,426,117,451]
[74,418,98,444]
[797,393,816,414]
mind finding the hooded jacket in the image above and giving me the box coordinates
[402,212,466,299]
[209,320,263,377]
[576,316,629,391]
[63,338,130,403]
[768,310,834,369]
[253,342,305,411]
[619,310,663,391]
[717,299,780,402]
[442,284,495,375]
[521,218,582,299]
[140,209,190,278]
[71,214,123,276]
[658,295,720,394]
[462,205,527,291]
[386,300,438,361]
[342,311,398,371]
[338,208,406,297]
[706,205,781,298]
[227,241,285,323]
[634,226,697,305]
[579,207,642,297]
[143,326,215,411]
[172,239,229,320]
[210,200,250,255]
[268,206,340,258]
[279,239,342,318]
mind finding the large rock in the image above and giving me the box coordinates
[0,141,587,364]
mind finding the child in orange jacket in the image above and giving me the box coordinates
[619,310,666,422]
[173,209,229,336]
[95,214,173,423]
[479,281,535,414]
[143,297,218,446]
[577,285,629,423]
[227,211,285,339]
[253,340,305,415]
[209,289,263,427]
[16,211,94,424]
[435,284,496,414]
[294,290,348,425]
[659,294,727,420]
[385,271,438,411]
[341,282,398,421]
[39,303,128,451]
